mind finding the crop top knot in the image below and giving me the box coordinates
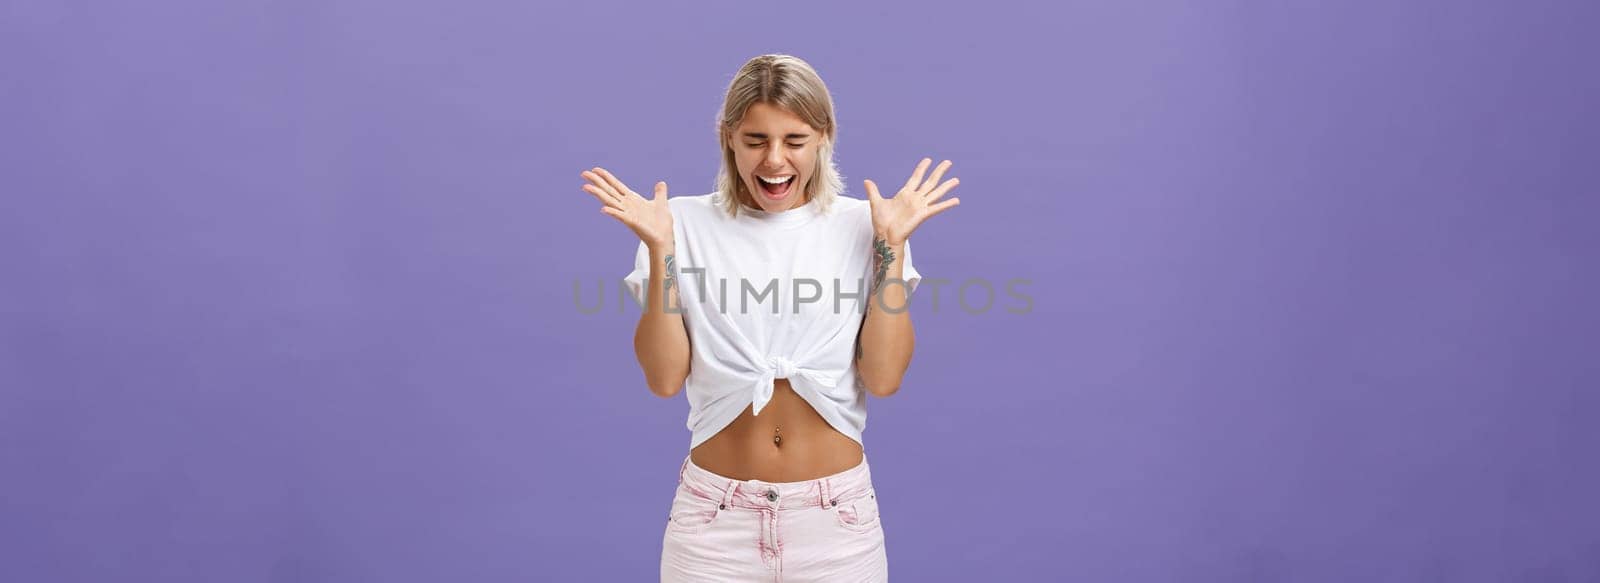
[622,192,923,449]
[753,354,837,415]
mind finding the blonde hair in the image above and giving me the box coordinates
[714,54,844,217]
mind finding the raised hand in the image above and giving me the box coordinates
[581,167,673,248]
[864,158,961,246]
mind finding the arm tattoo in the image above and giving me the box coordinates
[854,314,867,361]
[663,254,677,293]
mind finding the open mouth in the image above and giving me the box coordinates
[756,174,795,199]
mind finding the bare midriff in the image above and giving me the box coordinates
[689,379,865,482]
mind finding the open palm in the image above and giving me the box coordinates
[581,167,673,248]
[865,158,961,246]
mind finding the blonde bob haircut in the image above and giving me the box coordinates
[714,54,844,217]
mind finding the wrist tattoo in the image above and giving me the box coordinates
[871,237,896,292]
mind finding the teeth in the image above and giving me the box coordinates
[758,175,794,184]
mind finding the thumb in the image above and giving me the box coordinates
[654,181,669,201]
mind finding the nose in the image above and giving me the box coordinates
[763,144,785,170]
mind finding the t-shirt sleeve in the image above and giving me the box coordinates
[901,238,923,294]
[623,240,650,306]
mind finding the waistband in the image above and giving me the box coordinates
[677,453,875,512]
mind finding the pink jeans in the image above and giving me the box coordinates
[660,453,888,582]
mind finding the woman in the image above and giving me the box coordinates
[580,54,960,582]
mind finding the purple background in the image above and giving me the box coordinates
[3,0,1597,581]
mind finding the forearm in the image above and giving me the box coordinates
[634,242,691,398]
[856,236,914,397]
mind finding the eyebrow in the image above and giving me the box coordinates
[741,132,812,140]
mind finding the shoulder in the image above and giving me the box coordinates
[825,194,874,236]
[667,192,719,213]
[665,192,724,226]
[825,194,871,225]
[827,194,870,215]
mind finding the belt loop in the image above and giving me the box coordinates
[678,456,690,483]
[819,476,834,508]
[718,479,739,511]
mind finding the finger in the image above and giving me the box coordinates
[593,167,637,200]
[600,205,637,228]
[925,177,960,203]
[863,179,883,202]
[924,197,961,220]
[920,160,952,193]
[654,181,668,202]
[582,170,624,200]
[901,158,932,193]
[582,184,625,209]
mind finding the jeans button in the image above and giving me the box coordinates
[766,490,778,502]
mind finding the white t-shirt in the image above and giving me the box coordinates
[624,192,921,449]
